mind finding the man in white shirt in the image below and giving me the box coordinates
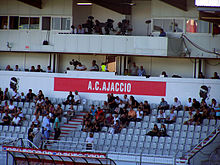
[165,109,176,124]
[12,114,21,126]
[74,90,81,105]
[184,97,192,111]
[42,115,51,139]
[86,133,94,150]
[75,63,87,71]
[122,94,129,107]
[157,110,166,123]
[136,107,143,122]
[173,97,182,110]
[12,89,21,101]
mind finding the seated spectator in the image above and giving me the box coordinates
[136,107,143,122]
[0,88,3,101]
[159,28,166,37]
[90,60,99,71]
[66,105,75,123]
[201,107,209,120]
[54,104,63,117]
[102,101,110,113]
[159,124,169,137]
[83,120,93,132]
[1,112,11,125]
[44,97,52,106]
[42,115,51,138]
[184,97,192,111]
[165,109,176,124]
[37,90,45,100]
[90,104,97,117]
[82,112,92,130]
[32,115,41,127]
[143,101,151,116]
[119,111,128,128]
[63,91,74,105]
[77,25,85,34]
[113,114,120,125]
[26,89,36,102]
[158,98,169,110]
[3,88,10,100]
[198,72,205,79]
[18,107,25,121]
[36,65,44,72]
[11,113,21,126]
[36,97,44,106]
[30,66,36,72]
[107,93,117,112]
[129,96,139,108]
[157,110,166,123]
[28,124,35,144]
[130,62,138,76]
[86,133,94,150]
[71,25,77,34]
[138,66,146,76]
[118,100,125,110]
[115,96,121,106]
[210,98,218,109]
[209,108,216,119]
[161,71,168,77]
[146,124,159,136]
[92,120,101,132]
[14,65,21,71]
[5,65,13,71]
[75,63,87,71]
[173,97,182,110]
[8,99,15,111]
[12,89,21,102]
[74,90,81,105]
[193,109,202,125]
[192,98,200,110]
[104,113,114,127]
[112,120,121,134]
[47,66,52,73]
[122,94,129,107]
[128,107,137,121]
[211,72,219,79]
[200,99,208,109]
[184,110,193,125]
[216,104,220,120]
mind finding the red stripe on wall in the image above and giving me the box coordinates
[54,77,166,96]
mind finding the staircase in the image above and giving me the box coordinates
[176,127,220,165]
[50,112,86,139]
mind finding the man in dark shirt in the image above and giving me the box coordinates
[193,109,202,125]
[63,91,74,105]
[26,89,36,102]
[192,98,200,110]
[2,112,11,125]
[107,93,117,112]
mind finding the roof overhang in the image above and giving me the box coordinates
[160,0,187,11]
[17,0,42,9]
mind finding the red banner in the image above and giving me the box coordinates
[54,77,166,96]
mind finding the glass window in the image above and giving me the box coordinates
[30,17,39,29]
[0,16,8,29]
[153,19,184,32]
[52,17,61,30]
[9,16,19,29]
[42,17,51,30]
[19,17,29,29]
[186,19,210,33]
[61,18,70,30]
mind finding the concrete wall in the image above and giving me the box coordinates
[0,0,72,16]
[0,71,219,105]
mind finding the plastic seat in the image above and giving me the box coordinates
[145,136,152,143]
[104,139,111,146]
[129,122,135,128]
[203,119,209,125]
[24,102,30,108]
[159,137,165,143]
[140,129,147,135]
[158,143,164,150]
[188,125,195,132]
[100,133,106,139]
[176,118,183,124]
[192,139,199,146]
[200,133,207,140]
[210,120,216,126]
[132,135,139,142]
[178,111,184,117]
[165,137,171,144]
[187,132,194,138]
[175,124,181,131]
[195,126,201,132]
[106,133,112,140]
[208,126,215,134]
[144,116,149,121]
[124,141,130,147]
[121,128,127,134]
[142,122,148,129]
[66,137,73,141]
[122,147,129,153]
[137,142,144,148]
[167,131,173,137]
[170,144,177,151]
[8,126,14,133]
[164,143,171,150]
[135,122,142,128]
[119,134,125,141]
[3,126,9,132]
[125,135,132,141]
[152,136,158,143]
[94,133,99,139]
[178,138,185,145]
[193,132,200,139]
[180,132,187,138]
[111,139,118,146]
[127,128,134,135]
[186,138,192,145]
[139,135,145,142]
[151,142,157,149]
[185,145,191,151]
[172,137,179,144]
[81,132,87,138]
[178,144,184,151]
[152,109,157,115]
[130,141,137,148]
[101,127,108,132]
[134,129,140,135]
[202,126,208,133]
[112,134,119,140]
[168,124,174,130]
[173,131,180,138]
[182,125,188,132]
[150,116,156,122]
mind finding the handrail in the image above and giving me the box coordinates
[186,126,220,164]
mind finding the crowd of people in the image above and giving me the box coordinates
[70,16,132,35]
[4,64,53,73]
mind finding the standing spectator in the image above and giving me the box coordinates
[158,98,169,110]
[28,124,35,145]
[173,97,182,110]
[26,89,36,102]
[14,65,21,71]
[138,66,146,76]
[54,115,61,140]
[184,98,192,111]
[130,62,138,76]
[12,89,21,102]
[42,115,51,140]
[90,60,99,71]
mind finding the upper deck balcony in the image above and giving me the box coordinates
[0,30,182,57]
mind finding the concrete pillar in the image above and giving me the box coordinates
[121,56,125,75]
